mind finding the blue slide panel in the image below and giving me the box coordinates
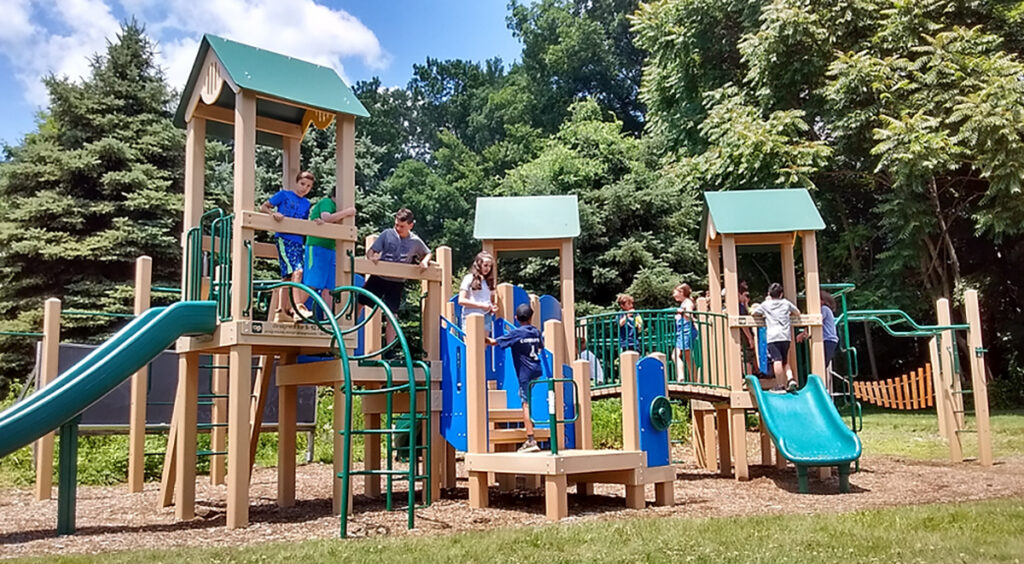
[561,363,576,449]
[539,295,562,324]
[636,356,670,467]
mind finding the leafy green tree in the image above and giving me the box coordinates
[0,22,183,394]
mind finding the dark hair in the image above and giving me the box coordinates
[739,280,749,294]
[395,207,415,223]
[515,303,533,323]
[821,290,837,313]
[296,170,315,183]
[468,251,496,291]
[616,294,634,308]
[768,282,783,299]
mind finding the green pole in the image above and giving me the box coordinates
[56,416,81,535]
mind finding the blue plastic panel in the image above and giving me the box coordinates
[758,326,768,374]
[512,285,530,325]
[636,356,670,467]
[539,295,562,324]
[440,320,468,451]
[561,363,576,449]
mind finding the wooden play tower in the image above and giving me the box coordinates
[161,35,448,531]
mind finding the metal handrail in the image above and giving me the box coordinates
[528,377,581,455]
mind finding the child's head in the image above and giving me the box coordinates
[515,303,533,324]
[469,251,496,290]
[821,290,837,312]
[294,171,314,197]
[393,208,415,237]
[616,294,635,310]
[672,283,691,302]
[768,282,783,299]
[739,280,750,304]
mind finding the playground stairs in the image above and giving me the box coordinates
[486,380,551,446]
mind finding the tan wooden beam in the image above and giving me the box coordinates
[353,257,443,282]
[964,290,993,466]
[193,103,304,139]
[33,298,61,501]
[127,256,152,493]
[240,210,357,242]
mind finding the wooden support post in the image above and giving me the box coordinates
[335,114,356,316]
[364,410,381,498]
[423,280,442,360]
[801,232,827,378]
[759,416,773,466]
[248,356,272,472]
[496,283,515,321]
[929,336,949,438]
[210,353,228,485]
[227,346,252,528]
[559,238,576,358]
[332,385,352,516]
[174,352,199,520]
[363,235,383,354]
[625,482,646,509]
[128,256,152,494]
[964,290,993,466]
[730,408,749,481]
[545,319,568,448]
[935,298,962,463]
[429,408,443,501]
[781,241,798,382]
[466,313,489,508]
[692,407,707,468]
[545,474,569,520]
[715,407,731,476]
[436,246,453,304]
[34,298,61,501]
[722,237,743,391]
[277,353,297,507]
[619,351,641,453]
[654,481,674,507]
[572,359,594,496]
[443,442,457,490]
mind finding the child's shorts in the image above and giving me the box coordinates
[675,321,696,350]
[302,245,336,290]
[358,275,404,313]
[767,341,790,364]
[275,237,305,277]
[518,375,540,405]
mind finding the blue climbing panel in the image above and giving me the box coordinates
[440,318,468,451]
[539,295,562,323]
[636,356,670,467]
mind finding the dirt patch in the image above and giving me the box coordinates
[2,446,1023,559]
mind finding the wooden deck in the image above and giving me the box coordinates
[591,382,732,403]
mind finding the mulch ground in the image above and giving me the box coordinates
[2,444,1024,559]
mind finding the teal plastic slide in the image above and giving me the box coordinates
[0,301,216,458]
[746,374,862,493]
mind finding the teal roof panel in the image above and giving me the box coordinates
[173,34,368,132]
[474,196,580,240]
[704,189,825,234]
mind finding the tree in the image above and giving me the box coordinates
[0,22,184,394]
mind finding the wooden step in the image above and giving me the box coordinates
[489,428,550,445]
[488,389,508,407]
[488,408,524,423]
[487,380,497,390]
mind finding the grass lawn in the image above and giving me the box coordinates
[855,407,1024,460]
[7,498,1024,563]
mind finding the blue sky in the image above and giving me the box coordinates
[0,0,524,146]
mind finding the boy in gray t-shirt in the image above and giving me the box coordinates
[752,282,800,391]
[358,207,431,349]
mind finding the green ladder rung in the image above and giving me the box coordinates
[347,428,419,436]
[197,450,228,456]
[954,429,977,434]
[951,390,974,395]
[342,470,430,478]
[198,394,229,399]
[200,365,230,369]
[197,401,216,406]
[143,451,166,457]
[147,401,175,406]
[198,423,229,429]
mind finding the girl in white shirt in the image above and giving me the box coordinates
[459,251,498,332]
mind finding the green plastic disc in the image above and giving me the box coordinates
[649,396,672,431]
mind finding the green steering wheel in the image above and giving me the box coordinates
[649,395,672,432]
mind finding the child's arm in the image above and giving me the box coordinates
[259,200,284,221]
[418,251,432,270]
[367,233,385,263]
[315,206,357,225]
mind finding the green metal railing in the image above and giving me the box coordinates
[251,280,432,538]
[528,378,580,455]
[575,309,732,391]
[184,208,226,301]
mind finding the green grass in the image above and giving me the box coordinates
[855,407,1024,460]
[8,498,1024,563]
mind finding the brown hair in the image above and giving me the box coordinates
[395,207,415,223]
[468,251,496,291]
[821,290,837,313]
[296,170,315,183]
[616,294,634,308]
[674,283,692,298]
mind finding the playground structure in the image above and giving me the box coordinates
[853,365,934,410]
[0,36,995,540]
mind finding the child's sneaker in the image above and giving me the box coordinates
[786,379,798,393]
[518,439,541,453]
[273,309,292,324]
[293,303,314,322]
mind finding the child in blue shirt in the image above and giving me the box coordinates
[260,171,314,321]
[486,304,543,453]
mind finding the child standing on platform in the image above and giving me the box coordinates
[752,282,800,392]
[672,283,697,379]
[486,304,543,453]
[458,251,497,332]
[616,294,643,352]
[260,171,314,321]
[358,208,431,348]
[303,195,357,316]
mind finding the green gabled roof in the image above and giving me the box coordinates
[474,196,580,240]
[704,189,825,235]
[173,34,368,147]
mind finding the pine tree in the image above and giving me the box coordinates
[0,22,184,394]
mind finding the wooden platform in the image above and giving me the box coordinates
[591,382,732,404]
[176,319,358,355]
[465,450,675,520]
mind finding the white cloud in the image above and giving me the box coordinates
[0,0,388,106]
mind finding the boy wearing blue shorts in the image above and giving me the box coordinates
[303,196,357,315]
[260,171,313,321]
[486,304,543,453]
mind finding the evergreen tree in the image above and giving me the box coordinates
[0,22,183,394]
